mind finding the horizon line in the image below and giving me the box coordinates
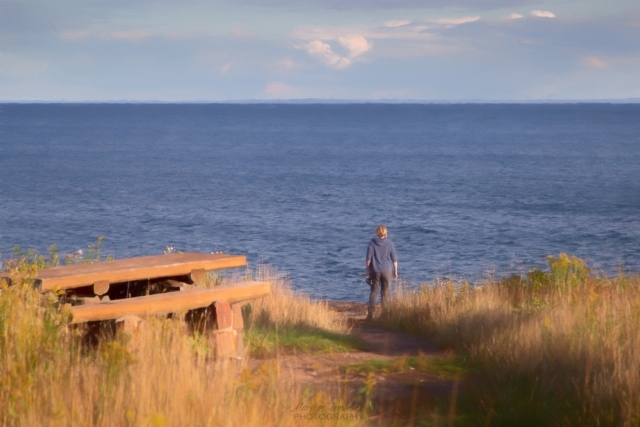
[1,98,640,104]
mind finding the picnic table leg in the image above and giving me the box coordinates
[209,301,245,359]
[116,315,145,334]
[190,269,206,285]
[232,303,244,356]
[93,280,110,296]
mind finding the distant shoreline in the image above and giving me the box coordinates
[2,99,640,105]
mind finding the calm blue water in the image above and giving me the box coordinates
[0,104,638,300]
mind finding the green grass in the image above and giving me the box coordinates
[245,325,366,357]
[341,355,471,380]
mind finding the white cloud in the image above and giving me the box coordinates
[384,20,411,28]
[339,35,371,58]
[507,13,524,20]
[301,33,371,69]
[293,23,457,63]
[305,40,352,69]
[434,16,480,27]
[530,10,556,18]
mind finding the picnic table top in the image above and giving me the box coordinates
[0,252,246,291]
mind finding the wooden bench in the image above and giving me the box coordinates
[0,252,270,358]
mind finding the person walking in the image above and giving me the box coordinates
[365,225,398,320]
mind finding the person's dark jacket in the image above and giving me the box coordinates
[366,237,397,273]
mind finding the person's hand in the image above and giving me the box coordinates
[394,271,398,279]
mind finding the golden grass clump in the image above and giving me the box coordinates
[379,254,640,426]
[248,265,348,334]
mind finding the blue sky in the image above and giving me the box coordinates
[1,0,639,101]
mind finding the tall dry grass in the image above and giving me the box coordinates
[0,259,358,426]
[249,265,348,334]
[379,254,640,426]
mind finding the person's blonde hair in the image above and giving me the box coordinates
[376,225,388,238]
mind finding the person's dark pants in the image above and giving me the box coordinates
[368,271,392,318]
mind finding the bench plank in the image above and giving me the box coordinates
[1,253,246,291]
[69,280,269,324]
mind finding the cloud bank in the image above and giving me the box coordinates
[1,0,639,101]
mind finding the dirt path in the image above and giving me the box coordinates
[264,302,460,423]
[329,301,441,355]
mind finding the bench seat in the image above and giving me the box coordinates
[69,280,270,324]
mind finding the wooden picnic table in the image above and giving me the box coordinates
[1,251,270,358]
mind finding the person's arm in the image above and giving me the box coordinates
[391,242,398,279]
[365,241,372,278]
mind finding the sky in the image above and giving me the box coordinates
[0,0,639,101]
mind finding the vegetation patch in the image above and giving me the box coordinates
[341,355,471,380]
[377,254,640,426]
[0,243,364,426]
[245,325,365,357]
[4,244,638,426]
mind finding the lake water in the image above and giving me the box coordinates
[0,104,638,300]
